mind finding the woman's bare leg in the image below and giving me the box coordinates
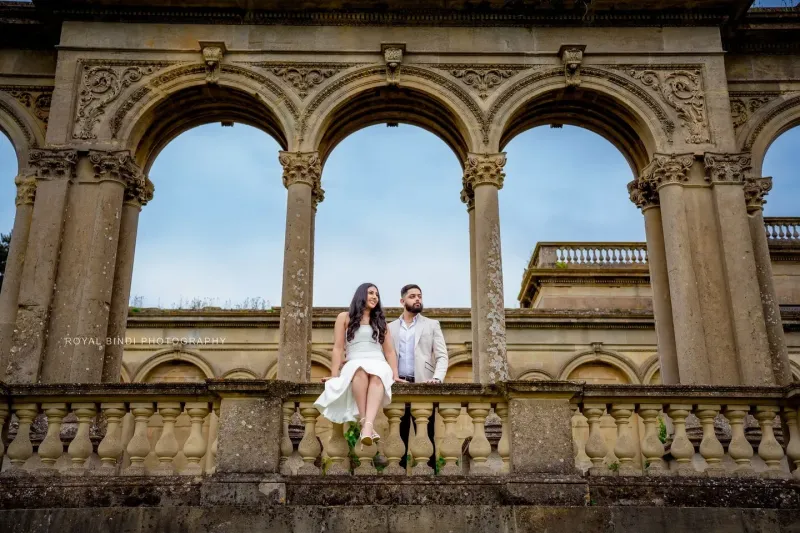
[351,368,369,421]
[364,374,385,428]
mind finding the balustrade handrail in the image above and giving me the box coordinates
[529,242,650,269]
[764,217,800,243]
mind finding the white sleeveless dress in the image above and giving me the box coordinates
[313,324,395,424]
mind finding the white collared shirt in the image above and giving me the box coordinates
[397,314,418,377]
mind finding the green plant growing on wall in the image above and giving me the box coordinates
[608,461,620,473]
[344,422,361,470]
[658,416,667,444]
[555,260,568,269]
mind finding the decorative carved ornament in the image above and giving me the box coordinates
[463,152,506,190]
[28,149,78,180]
[703,152,752,184]
[435,65,527,99]
[125,174,154,207]
[382,44,405,86]
[743,93,800,151]
[729,92,779,132]
[200,41,226,84]
[250,63,349,100]
[279,151,322,190]
[14,174,37,206]
[73,60,173,140]
[559,45,586,88]
[615,66,709,144]
[626,177,659,210]
[460,185,475,211]
[0,86,52,129]
[89,150,141,185]
[639,153,694,190]
[744,176,772,210]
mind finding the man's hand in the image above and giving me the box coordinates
[424,378,441,384]
[394,376,408,383]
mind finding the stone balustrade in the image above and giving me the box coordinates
[2,381,800,481]
[571,384,799,479]
[765,217,800,245]
[533,242,649,268]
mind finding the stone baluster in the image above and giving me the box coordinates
[610,404,641,476]
[755,406,790,479]
[781,407,800,480]
[382,403,406,476]
[65,403,97,475]
[409,402,435,475]
[183,402,210,476]
[325,423,350,475]
[297,403,321,475]
[95,403,127,475]
[5,403,38,475]
[280,401,296,476]
[438,403,463,476]
[153,402,182,475]
[696,405,725,476]
[667,405,696,476]
[353,423,378,476]
[638,404,667,475]
[207,402,220,475]
[496,403,510,474]
[724,405,755,477]
[0,404,8,463]
[467,403,492,475]
[583,404,609,476]
[38,403,68,474]
[123,402,154,475]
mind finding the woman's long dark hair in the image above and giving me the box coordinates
[346,283,387,344]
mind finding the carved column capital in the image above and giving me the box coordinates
[460,185,475,211]
[312,183,325,210]
[640,153,694,190]
[89,150,141,185]
[14,173,37,206]
[28,149,78,181]
[627,177,659,210]
[279,151,322,191]
[743,176,773,212]
[703,152,752,184]
[463,153,506,190]
[124,174,154,208]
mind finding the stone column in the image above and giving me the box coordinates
[306,183,324,382]
[5,149,77,383]
[277,152,320,382]
[627,179,679,384]
[704,153,774,386]
[103,173,154,383]
[41,151,132,382]
[744,176,791,385]
[0,174,36,374]
[640,154,712,384]
[461,186,480,381]
[463,153,508,384]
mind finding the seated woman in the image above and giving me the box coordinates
[313,282,405,446]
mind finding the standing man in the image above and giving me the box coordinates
[388,284,448,469]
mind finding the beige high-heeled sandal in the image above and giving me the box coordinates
[359,419,380,448]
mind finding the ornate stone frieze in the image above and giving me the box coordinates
[703,152,752,184]
[559,45,586,88]
[463,152,506,190]
[89,150,141,185]
[639,153,694,190]
[279,151,322,190]
[435,65,527,99]
[729,93,779,132]
[200,42,226,84]
[14,174,37,206]
[110,86,151,138]
[627,177,659,210]
[28,149,78,180]
[1,86,52,129]
[744,176,772,210]
[73,60,173,140]
[382,44,405,86]
[619,66,709,144]
[248,63,354,100]
[743,94,800,150]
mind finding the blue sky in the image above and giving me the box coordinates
[1,124,797,308]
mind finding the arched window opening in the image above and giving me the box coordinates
[762,126,800,217]
[0,132,17,293]
[144,360,207,383]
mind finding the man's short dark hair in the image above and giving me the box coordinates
[401,284,421,298]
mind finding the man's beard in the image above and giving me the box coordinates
[405,302,423,314]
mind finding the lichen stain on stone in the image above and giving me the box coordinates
[484,225,508,383]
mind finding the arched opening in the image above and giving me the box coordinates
[762,126,800,216]
[0,133,17,293]
[128,123,286,310]
[313,124,468,306]
[143,360,208,383]
[445,362,473,383]
[566,362,632,385]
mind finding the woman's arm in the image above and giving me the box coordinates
[327,312,348,380]
[382,328,402,380]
